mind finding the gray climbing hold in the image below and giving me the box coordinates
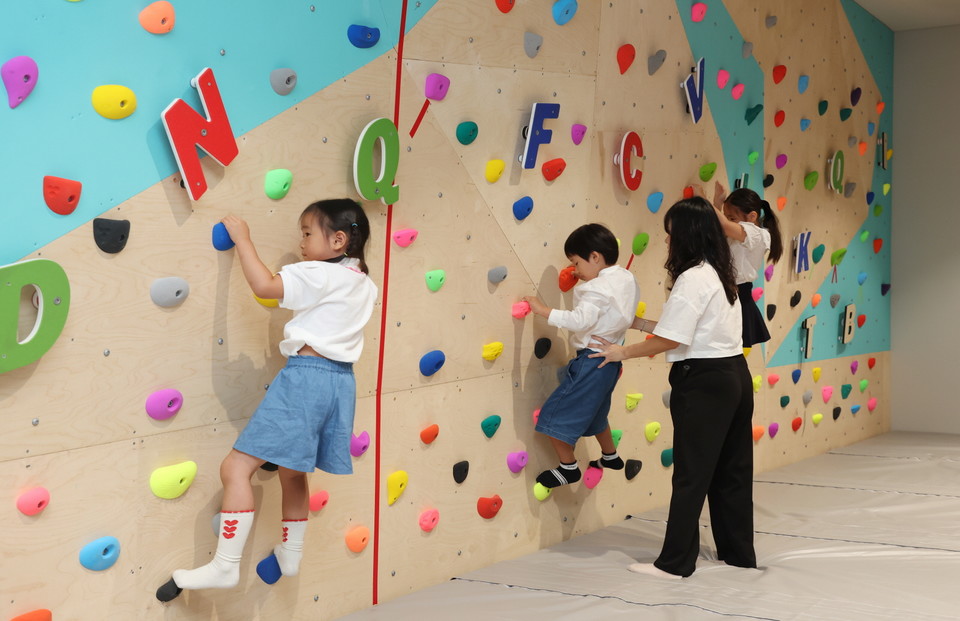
[843,182,857,198]
[151,277,190,308]
[742,41,754,59]
[647,50,667,75]
[662,389,671,409]
[848,136,858,148]
[802,390,813,406]
[830,294,841,307]
[487,266,508,284]
[765,16,778,28]
[270,68,297,96]
[524,32,543,58]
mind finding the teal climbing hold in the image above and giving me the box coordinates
[481,415,502,438]
[841,384,852,399]
[745,104,763,125]
[812,244,825,263]
[660,448,673,468]
[456,121,478,145]
[839,108,852,121]
[780,395,790,408]
[818,100,828,116]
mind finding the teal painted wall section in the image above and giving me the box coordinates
[767,1,893,366]
[0,0,439,266]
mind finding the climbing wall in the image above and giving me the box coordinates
[0,1,892,619]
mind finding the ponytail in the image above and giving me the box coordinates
[301,199,372,274]
[725,188,783,264]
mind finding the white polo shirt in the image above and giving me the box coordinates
[730,222,770,284]
[548,265,641,351]
[653,262,742,363]
[278,258,378,362]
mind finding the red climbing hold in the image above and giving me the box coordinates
[772,64,787,84]
[495,0,515,13]
[873,238,883,254]
[617,44,636,74]
[43,176,82,215]
[774,110,785,127]
[542,158,566,181]
[559,265,578,292]
[477,495,503,519]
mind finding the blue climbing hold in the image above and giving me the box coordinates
[857,272,867,286]
[800,118,811,131]
[212,222,234,251]
[867,121,875,136]
[798,74,809,94]
[851,405,862,414]
[513,196,534,220]
[79,536,121,571]
[552,0,578,25]
[866,191,875,205]
[419,350,446,376]
[257,553,282,584]
[647,191,664,214]
[347,25,381,49]
[792,369,801,384]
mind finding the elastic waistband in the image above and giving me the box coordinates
[285,355,354,373]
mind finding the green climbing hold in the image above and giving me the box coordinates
[745,104,763,125]
[632,232,650,255]
[859,230,870,243]
[873,204,883,217]
[841,384,852,399]
[425,269,446,291]
[818,100,828,116]
[612,429,623,447]
[660,448,673,468]
[699,162,717,182]
[456,121,479,145]
[859,379,869,392]
[839,108,852,121]
[747,151,759,165]
[264,169,293,200]
[812,244,825,264]
[804,171,819,190]
[830,248,847,266]
[480,415,502,438]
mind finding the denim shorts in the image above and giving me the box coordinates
[234,355,356,474]
[535,349,622,446]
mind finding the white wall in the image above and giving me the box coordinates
[891,25,960,433]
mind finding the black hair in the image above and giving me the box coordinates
[663,197,738,305]
[724,188,783,264]
[300,198,371,274]
[563,223,619,265]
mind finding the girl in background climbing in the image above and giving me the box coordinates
[157,199,378,602]
[590,197,756,579]
[709,182,783,347]
[522,223,641,492]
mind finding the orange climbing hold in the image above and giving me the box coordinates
[345,526,370,553]
[10,610,52,621]
[139,1,176,34]
[420,423,440,444]
[752,425,765,442]
[559,265,578,292]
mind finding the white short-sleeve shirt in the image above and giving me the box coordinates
[278,258,378,362]
[547,265,641,351]
[730,222,771,283]
[653,262,742,363]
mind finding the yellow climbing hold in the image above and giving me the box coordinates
[635,301,646,317]
[482,341,504,361]
[812,367,822,382]
[149,461,198,499]
[92,85,138,120]
[752,375,762,393]
[533,482,551,501]
[485,159,505,183]
[743,346,752,357]
[625,393,643,410]
[386,470,408,506]
[812,413,823,425]
[644,421,661,443]
[254,294,279,308]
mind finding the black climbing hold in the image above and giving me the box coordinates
[156,578,182,602]
[625,459,642,480]
[790,290,801,308]
[763,174,774,188]
[260,462,279,472]
[766,304,777,321]
[453,460,469,484]
[534,337,552,359]
[93,218,130,254]
[833,406,842,420]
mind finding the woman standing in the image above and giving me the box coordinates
[590,196,756,578]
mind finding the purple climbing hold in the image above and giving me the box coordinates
[571,123,587,145]
[424,73,450,101]
[350,431,371,457]
[2,55,39,108]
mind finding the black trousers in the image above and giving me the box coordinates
[654,355,757,577]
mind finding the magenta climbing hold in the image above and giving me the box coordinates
[145,388,183,421]
[309,490,329,512]
[17,487,50,516]
[571,123,587,145]
[512,301,531,318]
[2,56,38,109]
[691,2,707,22]
[424,73,450,101]
[775,154,788,169]
[350,431,370,457]
[392,228,418,247]
[765,264,774,281]
[506,451,528,473]
[583,466,603,489]
[419,508,440,532]
[851,360,859,374]
[768,422,779,438]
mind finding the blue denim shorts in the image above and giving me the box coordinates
[535,349,622,446]
[234,355,356,474]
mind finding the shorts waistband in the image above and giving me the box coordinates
[285,355,354,373]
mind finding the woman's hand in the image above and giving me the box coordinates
[587,335,625,368]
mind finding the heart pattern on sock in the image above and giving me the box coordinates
[282,526,289,543]
[223,519,239,539]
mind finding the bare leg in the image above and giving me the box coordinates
[220,449,265,511]
[549,436,576,463]
[594,425,616,454]
[278,467,309,520]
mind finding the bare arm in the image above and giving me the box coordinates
[587,334,680,367]
[221,215,285,300]
[631,316,658,333]
[710,181,747,243]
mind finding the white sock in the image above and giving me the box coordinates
[172,511,254,590]
[628,563,682,580]
[275,519,307,576]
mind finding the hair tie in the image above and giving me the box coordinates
[350,222,358,229]
[759,208,765,219]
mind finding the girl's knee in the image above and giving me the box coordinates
[220,450,261,484]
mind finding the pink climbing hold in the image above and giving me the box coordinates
[2,56,39,109]
[392,228,418,247]
[775,154,788,169]
[571,123,587,145]
[512,301,531,319]
[424,73,451,100]
[17,487,50,516]
[867,397,878,412]
[691,2,708,22]
[822,386,834,403]
[731,83,745,100]
[145,388,183,421]
[716,69,730,89]
[419,508,440,532]
[767,373,780,387]
[752,287,763,302]
[309,490,330,512]
[582,466,603,489]
[350,431,371,457]
[532,409,541,424]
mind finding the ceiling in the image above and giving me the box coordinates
[854,0,960,31]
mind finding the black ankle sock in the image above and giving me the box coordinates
[536,462,581,488]
[589,452,624,470]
